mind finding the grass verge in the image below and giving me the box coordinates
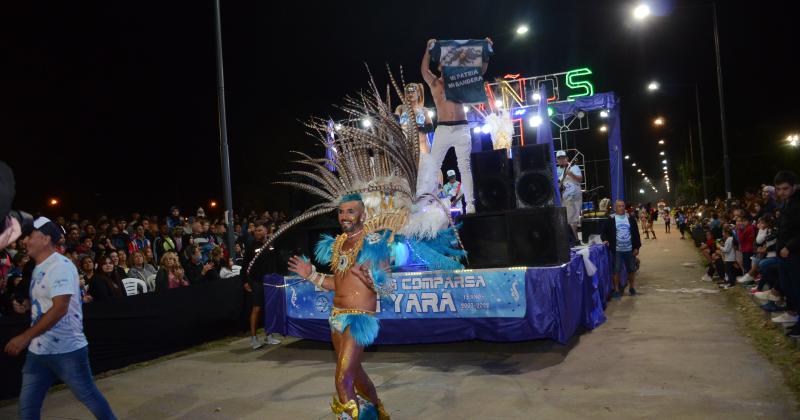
[722,282,800,407]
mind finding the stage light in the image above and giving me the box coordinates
[529,115,543,127]
[653,117,664,126]
[481,124,492,134]
[633,4,651,20]
[427,110,435,118]
[532,92,541,102]
[495,99,504,108]
[334,123,343,131]
[516,25,529,35]
[639,189,645,194]
[624,155,630,159]
[660,151,665,156]
[658,139,665,145]
[599,125,608,132]
[361,119,372,128]
[463,106,470,113]
[600,110,609,118]
[647,81,660,91]
[473,127,482,134]
[210,201,217,208]
[48,198,59,206]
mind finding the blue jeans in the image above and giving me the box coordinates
[780,254,800,312]
[19,346,115,420]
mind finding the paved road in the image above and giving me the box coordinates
[2,223,797,419]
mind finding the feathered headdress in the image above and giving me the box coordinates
[248,66,453,273]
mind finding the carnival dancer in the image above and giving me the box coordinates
[288,194,389,420]
[248,69,465,419]
[420,38,493,214]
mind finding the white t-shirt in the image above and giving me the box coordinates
[557,165,582,199]
[29,252,88,355]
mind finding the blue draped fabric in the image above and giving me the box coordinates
[550,92,624,201]
[264,244,611,345]
[536,85,561,206]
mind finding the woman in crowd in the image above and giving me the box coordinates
[143,246,156,267]
[181,244,213,284]
[155,251,180,292]
[128,250,157,286]
[89,256,126,301]
[109,250,128,277]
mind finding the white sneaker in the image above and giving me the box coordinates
[754,291,772,300]
[737,274,753,284]
[265,334,282,345]
[465,203,476,214]
[766,292,783,302]
[250,336,265,350]
[701,274,712,282]
[772,313,799,324]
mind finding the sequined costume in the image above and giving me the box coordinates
[248,67,467,419]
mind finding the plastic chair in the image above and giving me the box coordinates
[122,278,148,296]
[145,274,157,291]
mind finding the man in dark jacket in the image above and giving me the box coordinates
[601,199,642,299]
[773,171,800,337]
[242,221,281,349]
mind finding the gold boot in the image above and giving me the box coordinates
[356,391,390,420]
[374,399,390,420]
[331,395,359,420]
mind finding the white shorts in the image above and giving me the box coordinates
[563,194,582,226]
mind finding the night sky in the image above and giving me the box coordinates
[4,0,798,219]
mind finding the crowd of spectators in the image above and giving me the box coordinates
[0,206,289,319]
[665,171,799,337]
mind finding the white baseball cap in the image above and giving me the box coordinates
[446,169,456,177]
[555,150,567,158]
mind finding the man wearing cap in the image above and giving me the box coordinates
[5,217,116,419]
[556,150,583,238]
[442,169,463,207]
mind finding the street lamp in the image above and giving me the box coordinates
[658,139,665,145]
[633,4,651,20]
[599,125,608,132]
[635,3,732,201]
[659,151,665,156]
[787,134,799,147]
[600,110,609,118]
[647,81,660,91]
[48,198,59,207]
[516,25,529,35]
[653,117,664,126]
[624,155,630,160]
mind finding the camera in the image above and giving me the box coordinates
[1,160,33,248]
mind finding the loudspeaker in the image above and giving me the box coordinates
[470,149,514,212]
[581,217,607,238]
[459,207,571,268]
[512,144,555,208]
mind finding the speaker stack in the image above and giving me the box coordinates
[463,144,571,268]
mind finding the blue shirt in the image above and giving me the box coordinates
[614,215,633,252]
[29,252,88,355]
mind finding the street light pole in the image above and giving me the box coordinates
[712,2,732,200]
[213,0,236,255]
[693,84,709,204]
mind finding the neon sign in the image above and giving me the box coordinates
[487,66,597,106]
[565,68,594,100]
